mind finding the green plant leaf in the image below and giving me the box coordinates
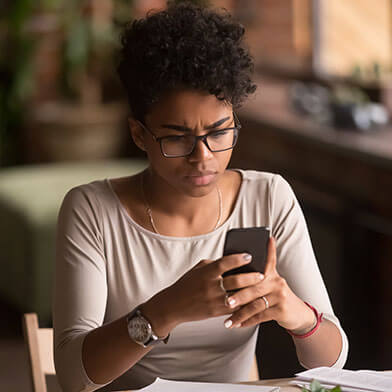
[65,16,89,69]
[301,379,342,392]
[9,0,34,33]
[39,0,62,10]
[311,380,323,392]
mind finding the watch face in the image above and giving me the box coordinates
[129,315,152,343]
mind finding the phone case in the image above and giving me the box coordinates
[222,227,270,277]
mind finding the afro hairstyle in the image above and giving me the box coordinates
[117,1,256,121]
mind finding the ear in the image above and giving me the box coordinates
[128,117,146,151]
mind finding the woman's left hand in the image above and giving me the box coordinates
[223,237,316,332]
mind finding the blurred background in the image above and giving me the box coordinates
[1,0,392,390]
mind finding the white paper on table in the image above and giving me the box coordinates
[358,370,392,378]
[295,367,392,392]
[137,377,280,392]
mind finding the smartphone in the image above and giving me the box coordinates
[222,227,270,278]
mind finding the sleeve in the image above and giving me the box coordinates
[269,175,348,369]
[53,186,111,392]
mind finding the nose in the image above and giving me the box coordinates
[187,137,213,162]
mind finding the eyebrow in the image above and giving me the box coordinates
[160,116,231,133]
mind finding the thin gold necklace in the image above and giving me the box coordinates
[141,172,222,235]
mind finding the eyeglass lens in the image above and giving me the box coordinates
[161,129,237,157]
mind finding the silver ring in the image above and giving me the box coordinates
[219,276,226,293]
[261,296,269,309]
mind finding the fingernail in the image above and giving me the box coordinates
[234,323,242,328]
[259,273,264,280]
[224,319,233,328]
[243,254,252,261]
[228,297,236,307]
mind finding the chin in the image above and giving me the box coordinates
[186,186,214,198]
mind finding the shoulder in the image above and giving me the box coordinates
[56,180,116,240]
[237,170,298,213]
[238,169,291,193]
[60,179,111,220]
[62,179,106,204]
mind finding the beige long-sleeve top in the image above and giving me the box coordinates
[53,169,348,392]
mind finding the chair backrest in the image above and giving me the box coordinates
[249,354,260,381]
[23,313,55,392]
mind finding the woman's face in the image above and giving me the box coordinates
[132,89,235,198]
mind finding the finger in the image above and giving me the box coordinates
[240,308,275,328]
[222,272,264,292]
[225,279,274,309]
[264,237,277,276]
[224,294,276,328]
[207,253,252,278]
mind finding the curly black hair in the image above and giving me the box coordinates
[117,1,256,121]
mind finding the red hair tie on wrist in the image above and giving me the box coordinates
[287,302,323,339]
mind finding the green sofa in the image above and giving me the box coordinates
[0,159,147,324]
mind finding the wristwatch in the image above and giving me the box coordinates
[126,307,170,348]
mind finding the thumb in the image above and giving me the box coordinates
[264,237,277,275]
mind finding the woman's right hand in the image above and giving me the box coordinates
[140,254,264,337]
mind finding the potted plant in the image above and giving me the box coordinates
[29,0,132,162]
[0,0,42,166]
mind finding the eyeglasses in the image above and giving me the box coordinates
[137,112,241,158]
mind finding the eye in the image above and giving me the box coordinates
[165,135,186,142]
[210,130,229,138]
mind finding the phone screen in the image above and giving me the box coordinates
[222,227,270,277]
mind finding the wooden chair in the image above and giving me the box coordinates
[249,355,260,381]
[23,313,56,392]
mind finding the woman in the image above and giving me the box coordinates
[53,2,348,391]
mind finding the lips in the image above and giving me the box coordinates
[185,171,217,186]
[188,171,216,177]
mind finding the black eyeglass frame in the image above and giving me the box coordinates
[137,112,242,158]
